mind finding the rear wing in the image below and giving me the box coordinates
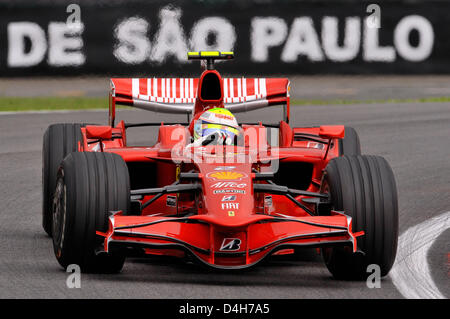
[109,77,290,126]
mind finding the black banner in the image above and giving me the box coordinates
[0,298,444,318]
[0,0,449,76]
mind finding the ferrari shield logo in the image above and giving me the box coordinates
[220,238,241,251]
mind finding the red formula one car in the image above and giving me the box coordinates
[42,51,398,279]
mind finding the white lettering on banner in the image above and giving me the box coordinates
[7,22,47,67]
[48,22,85,66]
[191,17,236,52]
[113,17,151,64]
[151,6,188,63]
[251,17,288,62]
[363,17,395,62]
[250,15,434,63]
[3,6,435,69]
[322,17,360,62]
[7,21,85,67]
[281,17,324,62]
[394,15,434,62]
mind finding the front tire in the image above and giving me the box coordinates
[339,127,361,156]
[321,155,398,280]
[42,123,84,236]
[52,152,130,273]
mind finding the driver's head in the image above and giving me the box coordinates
[193,108,239,145]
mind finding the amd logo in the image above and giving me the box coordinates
[222,195,236,201]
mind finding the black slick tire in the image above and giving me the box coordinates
[322,155,398,280]
[52,152,130,273]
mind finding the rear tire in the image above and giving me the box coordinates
[321,155,398,280]
[42,123,84,236]
[52,152,130,273]
[339,127,361,156]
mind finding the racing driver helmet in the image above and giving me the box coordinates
[193,108,240,145]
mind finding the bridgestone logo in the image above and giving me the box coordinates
[220,238,242,251]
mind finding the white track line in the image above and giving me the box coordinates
[390,211,450,299]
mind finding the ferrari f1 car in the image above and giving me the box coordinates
[42,51,398,279]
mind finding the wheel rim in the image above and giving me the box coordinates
[52,176,67,256]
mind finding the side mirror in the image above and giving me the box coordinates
[319,125,345,140]
[85,126,112,139]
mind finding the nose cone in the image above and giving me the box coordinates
[199,162,254,224]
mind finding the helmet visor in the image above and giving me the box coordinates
[194,120,240,144]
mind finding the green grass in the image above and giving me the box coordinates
[0,96,449,112]
[0,97,108,112]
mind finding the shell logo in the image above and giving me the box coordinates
[207,171,246,181]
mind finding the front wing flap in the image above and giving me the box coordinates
[98,212,360,269]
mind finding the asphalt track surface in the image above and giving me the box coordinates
[0,102,448,299]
